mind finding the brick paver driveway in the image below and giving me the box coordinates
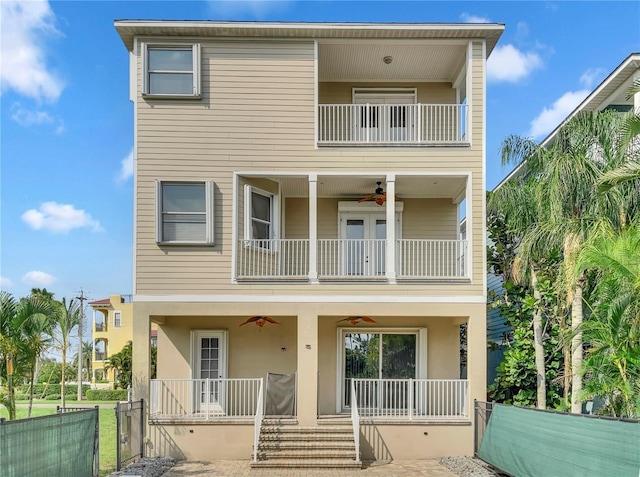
[162,460,457,476]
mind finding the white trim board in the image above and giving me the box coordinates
[134,294,486,303]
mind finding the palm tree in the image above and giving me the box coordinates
[0,292,53,419]
[524,110,632,413]
[74,340,93,383]
[52,298,81,408]
[577,223,640,416]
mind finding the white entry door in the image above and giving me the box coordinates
[341,213,387,276]
[354,92,416,142]
[193,331,227,415]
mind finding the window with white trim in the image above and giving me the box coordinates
[156,181,215,245]
[244,185,278,243]
[143,44,201,97]
[113,311,122,328]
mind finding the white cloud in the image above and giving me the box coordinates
[0,276,14,288]
[22,201,103,233]
[528,89,590,138]
[0,0,64,102]
[487,44,543,83]
[460,13,491,23]
[22,271,57,286]
[116,149,134,183]
[11,103,65,133]
[208,0,291,17]
[579,68,606,89]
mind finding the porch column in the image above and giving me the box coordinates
[132,306,151,402]
[296,311,318,425]
[308,174,318,283]
[466,306,487,417]
[385,173,396,283]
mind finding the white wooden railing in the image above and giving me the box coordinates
[236,239,309,279]
[318,104,468,145]
[318,239,386,279]
[235,239,468,280]
[397,239,468,279]
[253,379,264,463]
[150,378,262,419]
[351,378,469,420]
[350,379,361,463]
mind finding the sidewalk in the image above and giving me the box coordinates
[162,460,458,476]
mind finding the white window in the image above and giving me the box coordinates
[156,181,215,245]
[143,44,201,97]
[244,186,278,242]
[113,311,122,328]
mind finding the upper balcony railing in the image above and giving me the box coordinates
[318,103,468,146]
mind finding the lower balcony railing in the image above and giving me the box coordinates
[150,378,263,420]
[236,239,468,281]
[351,378,469,420]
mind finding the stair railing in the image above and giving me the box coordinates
[253,378,264,463]
[350,379,361,463]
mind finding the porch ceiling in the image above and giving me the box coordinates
[318,41,467,82]
[276,175,466,200]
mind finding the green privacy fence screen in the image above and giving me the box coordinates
[0,407,99,477]
[477,403,640,477]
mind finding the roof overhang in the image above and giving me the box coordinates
[114,20,504,56]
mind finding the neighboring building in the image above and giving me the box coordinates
[115,20,504,464]
[487,53,640,385]
[89,294,158,384]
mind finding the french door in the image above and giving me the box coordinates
[342,331,417,411]
[354,92,416,142]
[341,213,387,276]
[193,331,227,413]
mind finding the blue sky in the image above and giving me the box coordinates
[1,0,639,307]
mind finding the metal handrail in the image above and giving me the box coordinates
[253,378,264,463]
[350,379,361,463]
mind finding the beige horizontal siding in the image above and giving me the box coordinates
[135,38,486,297]
[319,82,455,104]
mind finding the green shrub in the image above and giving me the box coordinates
[13,392,29,401]
[28,384,90,397]
[85,389,128,401]
[45,394,61,400]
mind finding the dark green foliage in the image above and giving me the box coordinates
[487,213,564,408]
[85,389,128,401]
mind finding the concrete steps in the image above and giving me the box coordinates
[251,419,361,469]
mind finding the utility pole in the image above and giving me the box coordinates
[76,289,87,401]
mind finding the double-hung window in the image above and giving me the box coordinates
[156,181,215,245]
[143,44,201,97]
[113,311,122,328]
[244,186,278,247]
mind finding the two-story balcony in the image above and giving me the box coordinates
[233,173,471,284]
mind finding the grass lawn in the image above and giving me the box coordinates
[1,404,118,476]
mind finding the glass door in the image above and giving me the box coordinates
[194,331,226,414]
[342,331,417,411]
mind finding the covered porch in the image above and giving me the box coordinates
[234,173,471,283]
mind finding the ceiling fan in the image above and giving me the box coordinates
[358,181,397,206]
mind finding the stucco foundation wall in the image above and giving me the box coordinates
[147,423,253,460]
[360,423,472,460]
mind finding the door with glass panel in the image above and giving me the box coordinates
[354,93,416,142]
[342,331,417,413]
[341,214,386,277]
[194,331,227,415]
